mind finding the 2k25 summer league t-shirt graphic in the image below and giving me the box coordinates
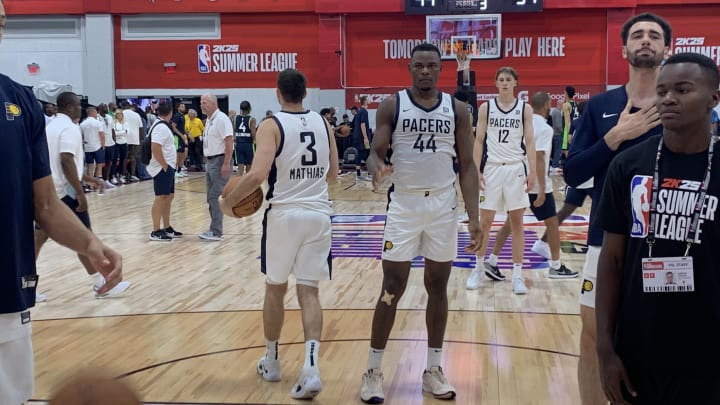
[630,174,719,242]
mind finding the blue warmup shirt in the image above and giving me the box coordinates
[0,74,51,314]
[564,86,663,246]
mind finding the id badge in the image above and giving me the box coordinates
[641,256,694,293]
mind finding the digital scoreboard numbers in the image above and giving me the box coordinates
[405,0,542,15]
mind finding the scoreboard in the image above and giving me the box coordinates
[405,0,543,15]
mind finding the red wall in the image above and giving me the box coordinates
[114,14,319,89]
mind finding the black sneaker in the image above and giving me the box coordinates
[164,226,183,238]
[149,230,172,241]
[484,262,506,281]
[549,264,579,279]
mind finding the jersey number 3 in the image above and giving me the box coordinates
[300,132,317,166]
[413,133,437,153]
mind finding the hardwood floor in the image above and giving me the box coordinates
[31,172,588,404]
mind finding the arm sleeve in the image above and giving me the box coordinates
[596,157,630,235]
[563,101,617,187]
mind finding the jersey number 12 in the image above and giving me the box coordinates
[498,129,510,143]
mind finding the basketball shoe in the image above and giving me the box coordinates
[256,357,281,382]
[360,368,384,404]
[422,366,456,399]
[290,367,322,399]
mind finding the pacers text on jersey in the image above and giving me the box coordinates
[289,166,325,180]
[401,118,453,134]
[489,117,521,129]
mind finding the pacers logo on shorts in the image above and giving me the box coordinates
[198,44,212,74]
[581,279,594,295]
[5,102,21,121]
[383,241,394,252]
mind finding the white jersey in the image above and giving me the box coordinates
[484,98,526,164]
[390,89,456,191]
[268,110,332,213]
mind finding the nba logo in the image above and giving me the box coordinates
[630,175,653,238]
[198,44,211,74]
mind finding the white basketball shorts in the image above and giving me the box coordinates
[0,311,34,405]
[480,161,530,212]
[579,245,600,308]
[382,186,458,263]
[261,206,332,284]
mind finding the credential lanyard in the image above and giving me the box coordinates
[646,137,715,257]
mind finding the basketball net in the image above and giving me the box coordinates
[456,50,470,72]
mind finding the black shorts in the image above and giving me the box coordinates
[528,193,557,221]
[564,187,593,207]
[622,367,720,404]
[235,141,254,165]
[354,147,369,166]
[153,167,175,195]
[176,135,186,153]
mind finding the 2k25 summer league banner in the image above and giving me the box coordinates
[114,14,319,90]
[344,9,607,89]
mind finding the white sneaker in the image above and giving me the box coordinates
[512,277,528,295]
[290,367,323,399]
[36,292,47,302]
[466,269,483,290]
[117,176,126,184]
[130,175,140,182]
[110,178,118,185]
[104,180,116,188]
[198,231,223,241]
[531,240,552,260]
[422,366,456,399]
[360,368,385,404]
[256,357,281,382]
[94,280,131,299]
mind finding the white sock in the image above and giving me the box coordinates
[427,347,442,369]
[367,347,384,371]
[487,253,498,266]
[303,340,320,369]
[90,273,104,288]
[512,263,523,279]
[549,260,561,270]
[265,339,279,361]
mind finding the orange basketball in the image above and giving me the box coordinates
[223,176,264,218]
[50,372,140,405]
[337,125,350,137]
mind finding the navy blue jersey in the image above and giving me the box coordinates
[234,114,254,143]
[0,73,51,314]
[172,111,186,136]
[564,86,663,246]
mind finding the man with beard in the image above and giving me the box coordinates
[563,13,669,405]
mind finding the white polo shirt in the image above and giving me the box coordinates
[80,117,105,153]
[531,113,554,194]
[123,108,143,146]
[46,113,84,199]
[101,114,115,147]
[203,109,233,157]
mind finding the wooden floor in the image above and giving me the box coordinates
[30,171,589,405]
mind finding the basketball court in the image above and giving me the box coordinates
[30,173,587,404]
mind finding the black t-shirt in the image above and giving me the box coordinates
[172,111,186,137]
[0,74,51,314]
[598,135,720,375]
[352,107,371,147]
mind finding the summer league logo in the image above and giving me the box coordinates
[631,174,719,242]
[196,44,299,74]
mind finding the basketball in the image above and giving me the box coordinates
[50,372,140,405]
[223,176,264,218]
[337,125,350,137]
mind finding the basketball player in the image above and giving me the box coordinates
[596,52,720,404]
[484,92,578,279]
[219,69,338,400]
[563,13,669,405]
[234,100,257,175]
[35,92,130,298]
[466,66,536,295]
[561,86,579,157]
[1,2,123,401]
[359,42,482,404]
